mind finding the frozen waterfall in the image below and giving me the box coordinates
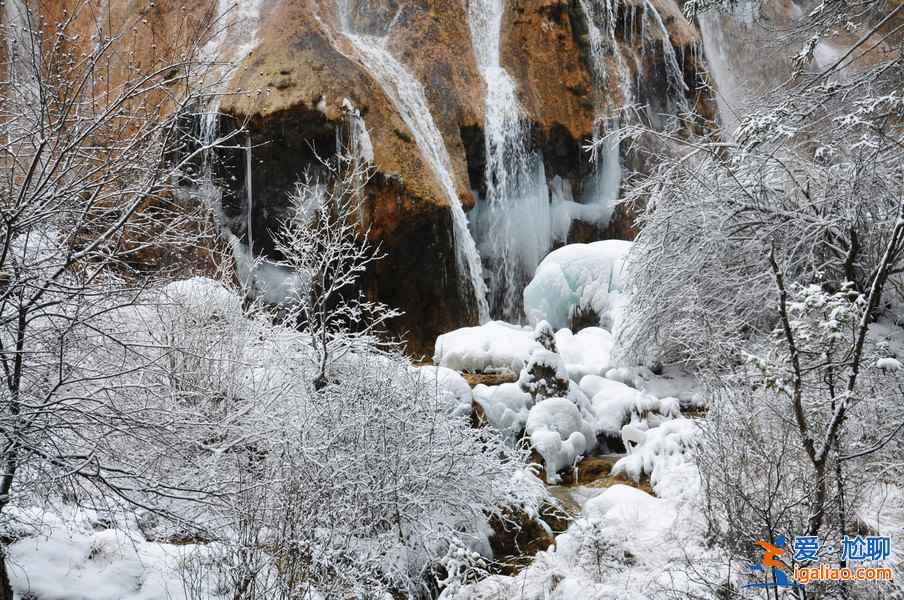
[468,0,553,321]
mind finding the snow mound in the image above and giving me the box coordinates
[875,357,903,371]
[553,327,614,380]
[433,321,539,372]
[410,366,473,418]
[612,418,700,487]
[583,377,661,438]
[473,382,532,438]
[7,509,195,600]
[603,365,654,389]
[523,240,632,331]
[526,398,595,483]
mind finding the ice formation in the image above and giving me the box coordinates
[523,240,633,331]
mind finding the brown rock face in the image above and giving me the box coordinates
[216,0,485,354]
[27,0,717,353]
[501,0,596,180]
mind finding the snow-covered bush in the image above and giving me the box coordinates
[182,353,545,599]
[518,347,569,402]
[272,138,401,389]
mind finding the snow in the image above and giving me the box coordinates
[637,365,707,410]
[158,277,243,320]
[584,377,660,438]
[440,403,720,600]
[472,382,532,437]
[525,398,596,483]
[857,482,904,576]
[434,321,539,372]
[522,240,632,331]
[516,348,569,400]
[612,417,701,488]
[410,365,473,417]
[553,327,614,380]
[603,365,653,389]
[875,357,903,371]
[7,508,196,600]
[433,320,616,383]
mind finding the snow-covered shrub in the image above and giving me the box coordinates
[272,142,401,389]
[522,240,632,332]
[518,349,570,402]
[177,348,547,599]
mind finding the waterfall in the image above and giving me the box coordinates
[194,0,271,296]
[643,0,690,116]
[578,0,635,114]
[198,0,266,147]
[697,5,753,140]
[468,0,552,320]
[334,2,490,322]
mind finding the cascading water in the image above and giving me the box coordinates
[697,1,757,140]
[199,0,266,145]
[467,0,553,320]
[334,1,490,322]
[578,0,635,114]
[193,0,276,296]
[643,0,690,116]
[579,0,691,122]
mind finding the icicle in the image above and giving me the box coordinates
[245,134,254,255]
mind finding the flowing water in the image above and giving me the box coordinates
[468,0,553,320]
[334,1,491,322]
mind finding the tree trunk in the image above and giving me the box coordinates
[0,545,13,600]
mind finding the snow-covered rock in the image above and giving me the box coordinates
[526,398,596,483]
[603,365,654,389]
[523,240,632,331]
[553,326,614,380]
[473,382,533,438]
[433,321,539,372]
[584,377,660,439]
[612,417,700,486]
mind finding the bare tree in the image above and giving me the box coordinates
[602,0,904,594]
[0,1,248,596]
[271,110,401,389]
